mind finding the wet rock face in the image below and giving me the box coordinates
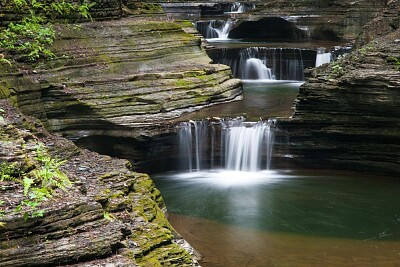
[1,18,242,141]
[251,0,394,41]
[276,28,400,176]
[0,100,198,266]
[158,0,395,42]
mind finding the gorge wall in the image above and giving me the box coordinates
[0,2,240,266]
[158,0,395,42]
[0,17,242,172]
[276,27,400,176]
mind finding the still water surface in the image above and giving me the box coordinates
[177,81,301,121]
[153,170,400,266]
[154,81,400,266]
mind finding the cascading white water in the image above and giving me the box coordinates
[212,20,233,39]
[230,2,244,13]
[315,47,331,67]
[178,118,274,172]
[226,2,255,14]
[243,58,275,80]
[315,52,331,67]
[224,47,306,81]
[223,121,272,171]
[194,20,233,39]
[179,122,193,171]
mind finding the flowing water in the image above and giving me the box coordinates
[194,20,234,40]
[315,47,332,67]
[177,81,301,121]
[153,82,400,266]
[210,47,309,81]
[178,118,274,172]
[153,15,389,266]
[153,171,400,266]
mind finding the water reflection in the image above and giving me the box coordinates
[177,81,301,122]
[153,171,400,241]
[170,213,400,267]
[153,171,400,266]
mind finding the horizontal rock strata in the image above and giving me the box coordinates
[0,18,242,141]
[157,0,396,42]
[0,100,198,266]
[276,28,400,176]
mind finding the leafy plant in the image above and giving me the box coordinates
[103,211,115,222]
[32,143,71,192]
[328,55,346,78]
[0,143,72,223]
[0,0,95,62]
[387,56,400,71]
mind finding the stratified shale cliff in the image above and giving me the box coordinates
[0,99,199,266]
[0,18,242,141]
[156,0,397,42]
[0,2,242,266]
[277,27,400,176]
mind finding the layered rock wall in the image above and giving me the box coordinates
[276,28,400,176]
[0,100,198,266]
[156,0,397,42]
[0,18,242,141]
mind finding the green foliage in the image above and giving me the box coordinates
[0,56,12,66]
[32,143,71,192]
[0,162,22,181]
[0,143,72,223]
[1,17,56,61]
[387,56,400,71]
[103,211,115,222]
[0,0,95,62]
[328,55,346,78]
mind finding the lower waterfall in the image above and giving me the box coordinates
[178,117,274,172]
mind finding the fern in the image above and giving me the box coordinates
[32,144,71,191]
[0,162,21,181]
[0,0,95,63]
[1,143,72,223]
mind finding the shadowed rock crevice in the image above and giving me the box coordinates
[229,17,308,40]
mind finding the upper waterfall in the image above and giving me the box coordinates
[243,58,275,80]
[194,20,234,40]
[209,47,309,81]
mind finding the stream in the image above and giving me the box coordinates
[153,82,400,266]
[153,171,400,266]
[150,11,400,266]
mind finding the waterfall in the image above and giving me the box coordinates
[179,122,193,171]
[178,118,274,172]
[243,58,275,80]
[226,2,255,14]
[315,48,331,67]
[213,47,308,81]
[194,20,233,39]
[230,2,244,13]
[214,20,233,39]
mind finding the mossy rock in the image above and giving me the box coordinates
[136,243,194,267]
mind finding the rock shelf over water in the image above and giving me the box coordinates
[0,18,242,141]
